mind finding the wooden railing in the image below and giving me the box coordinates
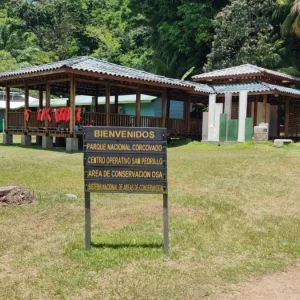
[110,114,135,127]
[166,118,187,135]
[81,112,106,126]
[27,112,42,128]
[190,118,202,134]
[8,112,23,128]
[7,111,203,137]
[141,116,161,127]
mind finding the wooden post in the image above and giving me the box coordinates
[85,192,91,250]
[105,83,110,126]
[186,93,191,133]
[285,98,290,137]
[263,94,267,123]
[277,101,281,136]
[163,194,169,252]
[5,86,10,131]
[254,95,258,126]
[115,88,119,114]
[94,85,99,113]
[69,75,76,134]
[135,88,141,127]
[39,88,43,109]
[45,82,50,130]
[24,85,29,130]
[166,90,171,118]
[161,88,167,127]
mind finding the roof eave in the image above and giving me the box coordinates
[192,72,266,82]
[0,68,71,85]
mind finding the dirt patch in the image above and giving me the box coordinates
[0,186,35,206]
[215,263,300,300]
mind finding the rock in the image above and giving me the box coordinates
[274,139,293,147]
[66,194,78,199]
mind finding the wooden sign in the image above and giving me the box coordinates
[83,126,169,252]
[83,127,167,194]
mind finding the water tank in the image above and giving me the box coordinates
[253,123,268,141]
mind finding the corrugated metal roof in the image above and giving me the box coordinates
[0,56,214,94]
[262,83,300,96]
[191,82,216,93]
[193,64,300,82]
[213,82,270,94]
[213,82,300,96]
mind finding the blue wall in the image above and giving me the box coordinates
[154,99,184,119]
[122,98,185,119]
[123,103,154,116]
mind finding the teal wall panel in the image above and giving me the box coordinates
[124,103,154,116]
[245,118,253,141]
[154,99,184,119]
[219,114,227,142]
[228,119,238,141]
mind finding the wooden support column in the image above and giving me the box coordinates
[285,98,290,137]
[45,82,50,130]
[186,93,191,133]
[69,75,76,134]
[254,95,258,126]
[277,101,281,136]
[183,97,187,125]
[166,89,171,119]
[39,88,43,109]
[24,85,29,130]
[5,86,10,131]
[161,88,167,128]
[135,88,141,127]
[115,88,119,114]
[105,83,110,126]
[263,94,267,123]
[94,85,99,113]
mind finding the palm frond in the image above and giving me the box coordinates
[292,14,300,36]
[281,12,297,35]
[291,0,300,13]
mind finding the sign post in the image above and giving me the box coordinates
[83,127,168,251]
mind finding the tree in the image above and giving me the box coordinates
[0,50,18,71]
[278,0,300,37]
[8,0,94,59]
[130,0,229,78]
[205,0,281,71]
[87,0,152,69]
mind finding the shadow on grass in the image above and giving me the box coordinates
[167,138,191,148]
[0,143,82,154]
[91,242,162,249]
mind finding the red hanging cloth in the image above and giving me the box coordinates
[37,109,43,121]
[41,108,46,121]
[41,108,51,122]
[46,108,52,122]
[75,108,81,123]
[24,109,32,122]
[65,107,70,123]
[55,108,61,123]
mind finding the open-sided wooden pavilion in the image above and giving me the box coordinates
[3,58,300,149]
[192,64,300,142]
[0,56,213,150]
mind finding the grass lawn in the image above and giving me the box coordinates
[1,134,300,299]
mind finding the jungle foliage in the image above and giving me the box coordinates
[1,0,300,78]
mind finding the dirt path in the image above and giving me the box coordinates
[215,264,300,300]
